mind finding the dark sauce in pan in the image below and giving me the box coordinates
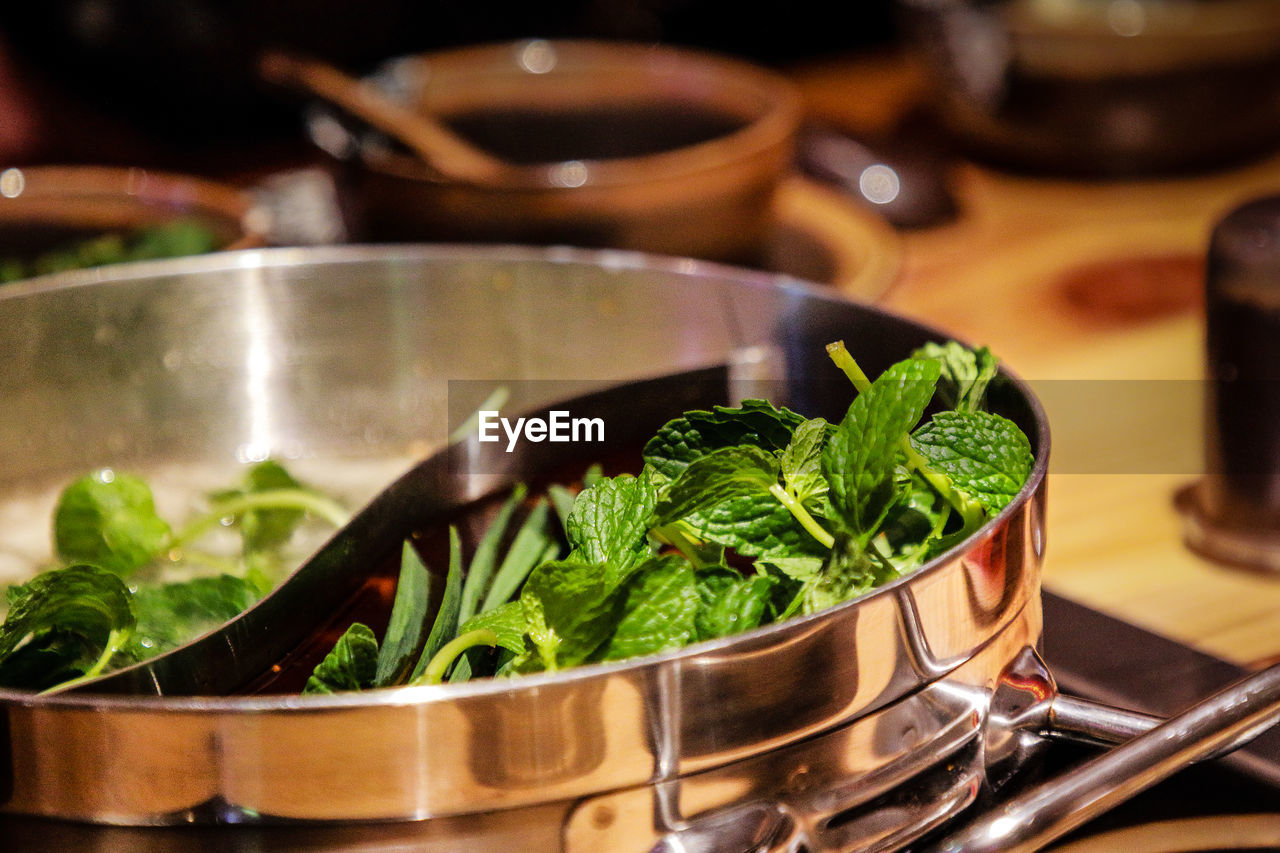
[441,103,750,164]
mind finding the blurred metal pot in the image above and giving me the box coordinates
[1,246,1276,852]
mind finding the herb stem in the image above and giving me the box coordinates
[414,629,500,686]
[170,489,350,549]
[825,341,872,394]
[768,483,835,549]
[901,503,952,569]
[899,440,985,531]
[865,537,897,576]
[41,626,132,695]
[829,337,983,541]
[164,548,243,576]
[653,522,713,569]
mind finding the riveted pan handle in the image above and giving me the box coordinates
[927,661,1280,853]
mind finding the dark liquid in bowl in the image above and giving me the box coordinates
[442,103,751,163]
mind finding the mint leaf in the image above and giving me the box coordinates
[672,533,729,570]
[910,410,1034,512]
[230,460,307,552]
[912,341,998,413]
[458,600,529,655]
[0,564,136,691]
[203,460,344,565]
[643,399,807,479]
[755,554,823,583]
[653,446,780,526]
[800,538,881,615]
[303,622,379,695]
[600,556,699,661]
[778,417,831,507]
[520,558,632,671]
[693,567,778,641]
[125,219,219,260]
[821,357,941,537]
[53,471,172,575]
[128,573,261,659]
[875,477,950,569]
[683,494,826,558]
[566,469,660,581]
[445,600,531,684]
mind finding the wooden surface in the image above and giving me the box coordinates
[792,55,1280,669]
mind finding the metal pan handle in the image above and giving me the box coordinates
[927,661,1280,853]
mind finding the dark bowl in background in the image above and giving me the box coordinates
[305,39,804,264]
[898,0,1280,176]
[0,166,267,283]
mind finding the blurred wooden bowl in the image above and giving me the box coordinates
[305,39,804,264]
[0,165,267,281]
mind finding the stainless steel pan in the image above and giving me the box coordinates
[0,246,1275,852]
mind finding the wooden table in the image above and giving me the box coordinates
[792,53,1280,669]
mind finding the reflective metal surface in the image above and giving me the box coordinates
[576,621,1042,853]
[930,661,1280,853]
[81,367,740,696]
[0,246,1049,841]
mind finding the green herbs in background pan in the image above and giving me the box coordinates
[0,219,221,284]
[0,460,348,693]
[305,340,1034,694]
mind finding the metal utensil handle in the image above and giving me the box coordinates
[927,661,1280,853]
[1045,693,1162,747]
